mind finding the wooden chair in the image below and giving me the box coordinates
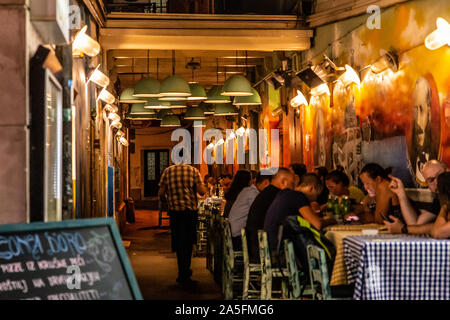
[257,230,289,299]
[283,239,303,299]
[307,244,352,300]
[222,219,243,300]
[241,228,261,300]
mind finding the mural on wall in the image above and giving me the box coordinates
[303,0,450,188]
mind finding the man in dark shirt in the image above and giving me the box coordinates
[264,173,337,252]
[245,168,295,262]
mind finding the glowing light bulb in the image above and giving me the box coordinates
[227,131,236,140]
[207,142,215,149]
[72,25,101,57]
[98,88,116,104]
[216,138,224,145]
[119,136,128,146]
[310,84,331,96]
[425,17,450,50]
[108,112,120,122]
[236,127,245,136]
[88,65,110,88]
[339,65,361,87]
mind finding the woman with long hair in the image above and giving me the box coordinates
[222,170,252,218]
[359,163,402,224]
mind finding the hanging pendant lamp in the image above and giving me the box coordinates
[129,103,155,115]
[199,102,215,115]
[120,87,146,103]
[127,112,157,120]
[161,115,181,127]
[233,87,261,105]
[160,50,191,97]
[221,51,253,96]
[144,98,171,109]
[156,109,174,120]
[184,107,206,120]
[133,51,161,97]
[187,83,207,100]
[169,100,187,109]
[205,85,231,103]
[214,103,239,116]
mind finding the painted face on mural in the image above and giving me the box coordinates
[413,77,431,149]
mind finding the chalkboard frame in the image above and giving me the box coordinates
[0,218,143,300]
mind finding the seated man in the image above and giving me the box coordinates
[385,160,448,235]
[431,172,450,239]
[245,168,295,263]
[264,173,337,254]
[228,172,271,250]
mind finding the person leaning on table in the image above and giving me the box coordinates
[384,160,448,235]
[431,172,450,239]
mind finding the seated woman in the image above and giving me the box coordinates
[359,163,402,225]
[325,170,366,204]
[431,172,450,239]
[222,170,251,218]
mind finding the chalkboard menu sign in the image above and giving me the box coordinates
[0,218,142,300]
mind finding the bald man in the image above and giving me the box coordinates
[385,160,448,235]
[245,167,295,262]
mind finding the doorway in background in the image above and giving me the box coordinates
[143,149,169,197]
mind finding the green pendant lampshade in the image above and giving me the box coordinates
[133,77,161,97]
[144,98,171,109]
[205,86,231,103]
[129,103,154,115]
[160,115,181,127]
[127,112,157,120]
[184,107,206,120]
[193,120,206,127]
[159,74,191,98]
[214,103,239,116]
[221,75,253,96]
[169,100,187,109]
[120,87,146,103]
[187,83,207,101]
[199,102,215,115]
[156,109,174,120]
[233,87,261,105]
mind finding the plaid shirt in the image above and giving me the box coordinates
[158,163,203,211]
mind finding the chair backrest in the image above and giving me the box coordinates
[306,244,332,300]
[241,228,250,267]
[222,218,235,270]
[258,230,272,270]
[284,239,301,299]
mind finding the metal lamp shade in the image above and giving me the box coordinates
[127,113,157,120]
[129,103,155,115]
[199,102,215,115]
[160,115,181,127]
[233,87,261,105]
[120,87,147,103]
[184,107,206,120]
[205,86,231,103]
[156,109,174,120]
[214,103,239,116]
[187,83,207,100]
[221,75,253,96]
[193,120,206,127]
[169,100,187,109]
[144,98,171,109]
[160,75,191,97]
[133,77,161,97]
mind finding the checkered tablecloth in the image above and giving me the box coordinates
[344,235,450,300]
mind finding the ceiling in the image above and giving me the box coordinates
[108,49,274,91]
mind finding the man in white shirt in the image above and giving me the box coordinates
[228,172,271,249]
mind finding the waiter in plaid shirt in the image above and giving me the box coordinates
[158,161,207,284]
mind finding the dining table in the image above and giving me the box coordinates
[324,223,387,286]
[343,234,450,300]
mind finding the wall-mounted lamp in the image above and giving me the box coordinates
[206,142,215,150]
[236,126,246,136]
[338,65,361,87]
[290,90,308,108]
[104,104,118,113]
[425,17,450,50]
[88,65,110,88]
[98,88,116,104]
[108,112,121,122]
[110,120,122,129]
[216,138,225,146]
[310,83,331,96]
[118,136,129,146]
[371,49,399,74]
[116,130,125,138]
[72,25,101,57]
